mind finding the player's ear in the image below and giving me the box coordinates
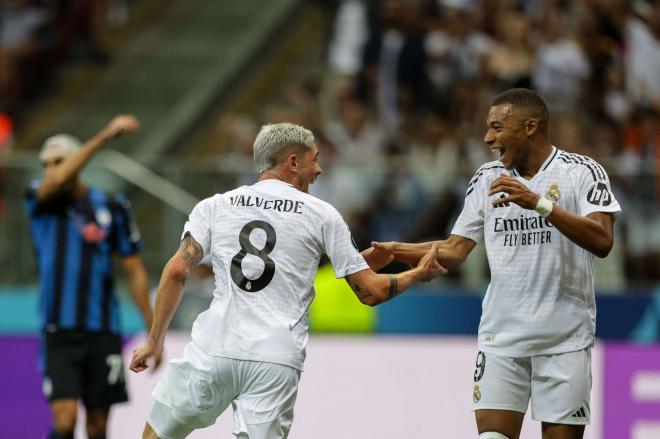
[286,153,298,172]
[525,118,539,137]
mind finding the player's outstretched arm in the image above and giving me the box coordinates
[37,115,140,201]
[129,233,203,373]
[345,242,447,307]
[372,235,476,270]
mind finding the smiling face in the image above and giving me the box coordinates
[296,143,322,193]
[484,104,533,171]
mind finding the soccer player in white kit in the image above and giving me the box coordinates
[129,122,445,439]
[373,89,621,439]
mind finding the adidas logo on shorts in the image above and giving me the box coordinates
[571,407,587,418]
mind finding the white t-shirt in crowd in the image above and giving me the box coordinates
[452,147,621,356]
[183,179,369,371]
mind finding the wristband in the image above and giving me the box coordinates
[534,197,553,218]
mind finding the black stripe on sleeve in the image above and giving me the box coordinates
[75,242,92,329]
[558,154,598,182]
[574,154,605,180]
[52,217,68,327]
[102,275,113,331]
[466,164,505,190]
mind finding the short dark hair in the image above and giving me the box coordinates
[491,88,549,122]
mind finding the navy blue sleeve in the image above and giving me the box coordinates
[111,194,142,256]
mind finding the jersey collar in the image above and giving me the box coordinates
[511,145,558,178]
[255,179,296,189]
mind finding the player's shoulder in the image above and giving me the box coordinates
[466,160,506,192]
[474,160,506,176]
[555,149,609,181]
[300,190,343,216]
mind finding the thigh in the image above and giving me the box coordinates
[473,351,531,439]
[83,332,128,408]
[43,331,85,401]
[149,342,235,439]
[531,348,592,426]
[472,350,531,414]
[232,361,300,439]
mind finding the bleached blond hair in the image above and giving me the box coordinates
[253,123,315,173]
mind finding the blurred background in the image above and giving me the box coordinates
[0,0,658,437]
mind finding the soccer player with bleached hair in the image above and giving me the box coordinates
[130,122,446,439]
[373,88,621,439]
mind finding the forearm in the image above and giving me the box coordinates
[391,242,433,265]
[52,131,109,182]
[392,238,470,270]
[148,263,186,347]
[546,207,613,257]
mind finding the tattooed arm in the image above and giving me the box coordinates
[344,243,446,306]
[129,233,203,372]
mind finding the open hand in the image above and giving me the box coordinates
[416,242,447,281]
[362,241,395,271]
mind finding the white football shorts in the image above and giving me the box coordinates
[148,341,300,439]
[471,348,592,425]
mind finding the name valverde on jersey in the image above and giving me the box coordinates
[452,147,621,356]
[181,179,369,371]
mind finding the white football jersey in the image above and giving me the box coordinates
[452,147,621,356]
[182,179,369,370]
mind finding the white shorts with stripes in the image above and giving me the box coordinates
[471,348,592,425]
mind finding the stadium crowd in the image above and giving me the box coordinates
[217,0,660,284]
[0,0,134,121]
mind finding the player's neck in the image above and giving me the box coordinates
[259,169,300,191]
[517,142,553,179]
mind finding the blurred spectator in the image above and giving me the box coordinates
[625,1,660,111]
[486,10,534,93]
[327,0,369,77]
[0,0,50,116]
[424,1,493,123]
[619,107,660,281]
[532,9,591,113]
[359,0,426,139]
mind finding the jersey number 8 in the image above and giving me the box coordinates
[231,220,277,292]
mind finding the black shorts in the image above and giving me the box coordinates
[42,330,128,407]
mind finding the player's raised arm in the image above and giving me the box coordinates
[345,242,447,307]
[129,233,203,373]
[37,115,139,201]
[371,235,476,270]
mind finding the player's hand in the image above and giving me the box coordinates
[103,114,140,140]
[363,241,395,271]
[129,340,162,373]
[415,242,447,281]
[488,173,540,210]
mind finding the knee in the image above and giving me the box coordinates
[51,405,77,435]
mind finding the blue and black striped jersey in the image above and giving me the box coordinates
[25,182,142,334]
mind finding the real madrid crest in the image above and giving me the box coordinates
[473,384,481,403]
[545,183,560,203]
